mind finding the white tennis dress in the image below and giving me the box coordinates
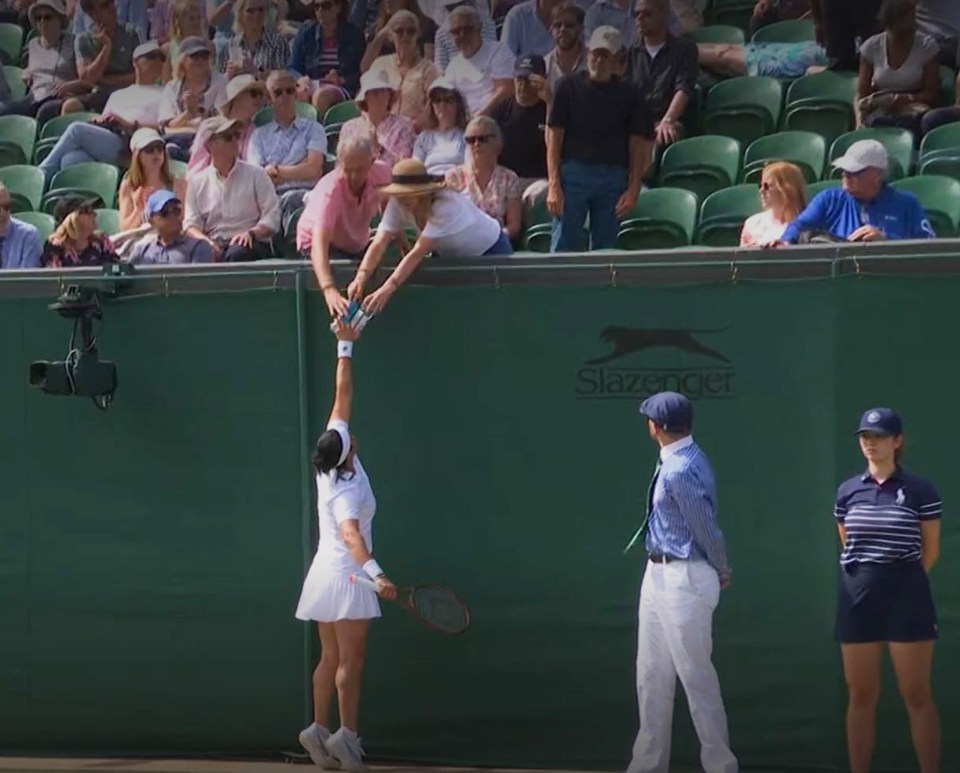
[295,420,382,622]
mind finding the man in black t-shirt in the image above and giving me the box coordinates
[489,54,550,206]
[546,25,654,252]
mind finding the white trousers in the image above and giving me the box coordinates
[626,559,738,773]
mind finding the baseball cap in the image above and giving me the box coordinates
[514,54,546,77]
[178,36,213,58]
[832,139,889,174]
[587,25,621,54]
[145,189,181,218]
[133,40,164,60]
[129,127,164,152]
[638,391,693,433]
[856,407,903,436]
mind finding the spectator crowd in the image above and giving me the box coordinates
[0,0,956,307]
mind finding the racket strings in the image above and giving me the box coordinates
[411,587,469,634]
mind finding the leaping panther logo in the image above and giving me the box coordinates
[586,326,731,365]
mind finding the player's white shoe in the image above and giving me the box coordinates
[298,724,339,769]
[326,729,368,773]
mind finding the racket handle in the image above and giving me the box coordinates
[349,574,380,591]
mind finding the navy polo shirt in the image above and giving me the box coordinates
[834,468,941,565]
[781,185,935,243]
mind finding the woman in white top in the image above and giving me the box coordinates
[857,0,940,132]
[158,37,230,161]
[739,161,807,247]
[295,321,397,773]
[348,158,513,313]
[412,77,468,175]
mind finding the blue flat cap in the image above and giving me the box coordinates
[856,407,902,436]
[639,391,693,433]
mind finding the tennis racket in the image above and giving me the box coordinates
[349,574,470,636]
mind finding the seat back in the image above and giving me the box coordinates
[323,101,360,126]
[704,76,783,148]
[742,130,826,183]
[15,211,56,241]
[697,184,762,246]
[750,18,816,43]
[617,187,699,249]
[658,134,742,200]
[0,164,45,210]
[890,175,960,237]
[688,24,745,43]
[0,114,37,164]
[46,162,120,208]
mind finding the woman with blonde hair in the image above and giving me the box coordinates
[118,128,188,232]
[347,158,513,314]
[41,196,118,268]
[360,0,436,69]
[739,161,807,247]
[159,37,230,161]
[363,10,439,127]
[162,0,210,80]
[220,0,291,79]
[445,115,522,241]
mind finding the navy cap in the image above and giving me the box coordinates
[514,54,546,77]
[638,391,693,433]
[856,407,903,436]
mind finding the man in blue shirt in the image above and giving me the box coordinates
[625,391,737,773]
[129,190,214,265]
[779,139,935,244]
[0,184,42,270]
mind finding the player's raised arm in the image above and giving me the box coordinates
[328,319,359,426]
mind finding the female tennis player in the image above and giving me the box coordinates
[834,408,941,773]
[295,320,397,773]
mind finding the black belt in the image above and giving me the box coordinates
[648,554,683,564]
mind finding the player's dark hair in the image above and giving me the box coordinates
[312,430,354,482]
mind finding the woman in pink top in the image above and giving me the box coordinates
[117,128,188,232]
[739,161,807,247]
[300,135,392,317]
[339,68,417,170]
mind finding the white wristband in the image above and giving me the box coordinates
[363,559,384,579]
[337,340,353,358]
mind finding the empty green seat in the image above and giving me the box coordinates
[688,24,745,44]
[890,175,960,237]
[704,76,782,149]
[523,196,550,231]
[0,23,23,65]
[697,184,762,246]
[15,211,56,241]
[4,65,25,100]
[783,71,856,147]
[918,155,960,182]
[0,114,36,165]
[523,228,552,252]
[617,187,699,250]
[323,101,360,126]
[658,134,742,201]
[42,161,120,212]
[95,208,121,235]
[919,122,960,163]
[0,164,45,211]
[742,131,827,183]
[829,127,914,179]
[751,19,816,43]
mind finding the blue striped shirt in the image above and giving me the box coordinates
[646,435,731,577]
[835,468,941,565]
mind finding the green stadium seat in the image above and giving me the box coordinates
[95,208,121,235]
[168,158,188,179]
[919,122,960,163]
[890,175,960,237]
[918,155,960,182]
[323,101,360,126]
[617,187,699,250]
[523,195,550,231]
[325,122,342,155]
[0,114,36,166]
[4,65,25,100]
[829,127,914,179]
[0,164,45,211]
[688,24,745,44]
[523,227,552,252]
[254,102,319,127]
[750,19,816,43]
[0,23,23,65]
[658,134,742,200]
[42,161,120,213]
[783,71,856,148]
[806,179,842,199]
[697,184,762,246]
[741,130,827,183]
[15,210,55,241]
[704,76,782,149]
[940,65,956,107]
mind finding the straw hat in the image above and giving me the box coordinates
[378,159,445,196]
[217,74,267,113]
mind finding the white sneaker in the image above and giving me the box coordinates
[298,724,339,770]
[326,729,368,773]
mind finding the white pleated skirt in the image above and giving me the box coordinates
[295,556,381,622]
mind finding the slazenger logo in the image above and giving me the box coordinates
[575,326,735,400]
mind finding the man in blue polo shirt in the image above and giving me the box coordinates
[779,140,935,244]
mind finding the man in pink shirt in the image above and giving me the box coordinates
[298,136,392,317]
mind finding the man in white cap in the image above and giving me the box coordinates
[38,44,165,183]
[443,4,515,115]
[546,25,654,251]
[185,115,281,262]
[778,140,935,244]
[70,0,144,114]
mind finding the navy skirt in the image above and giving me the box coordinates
[835,560,938,643]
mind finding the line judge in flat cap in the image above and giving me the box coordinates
[624,391,737,773]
